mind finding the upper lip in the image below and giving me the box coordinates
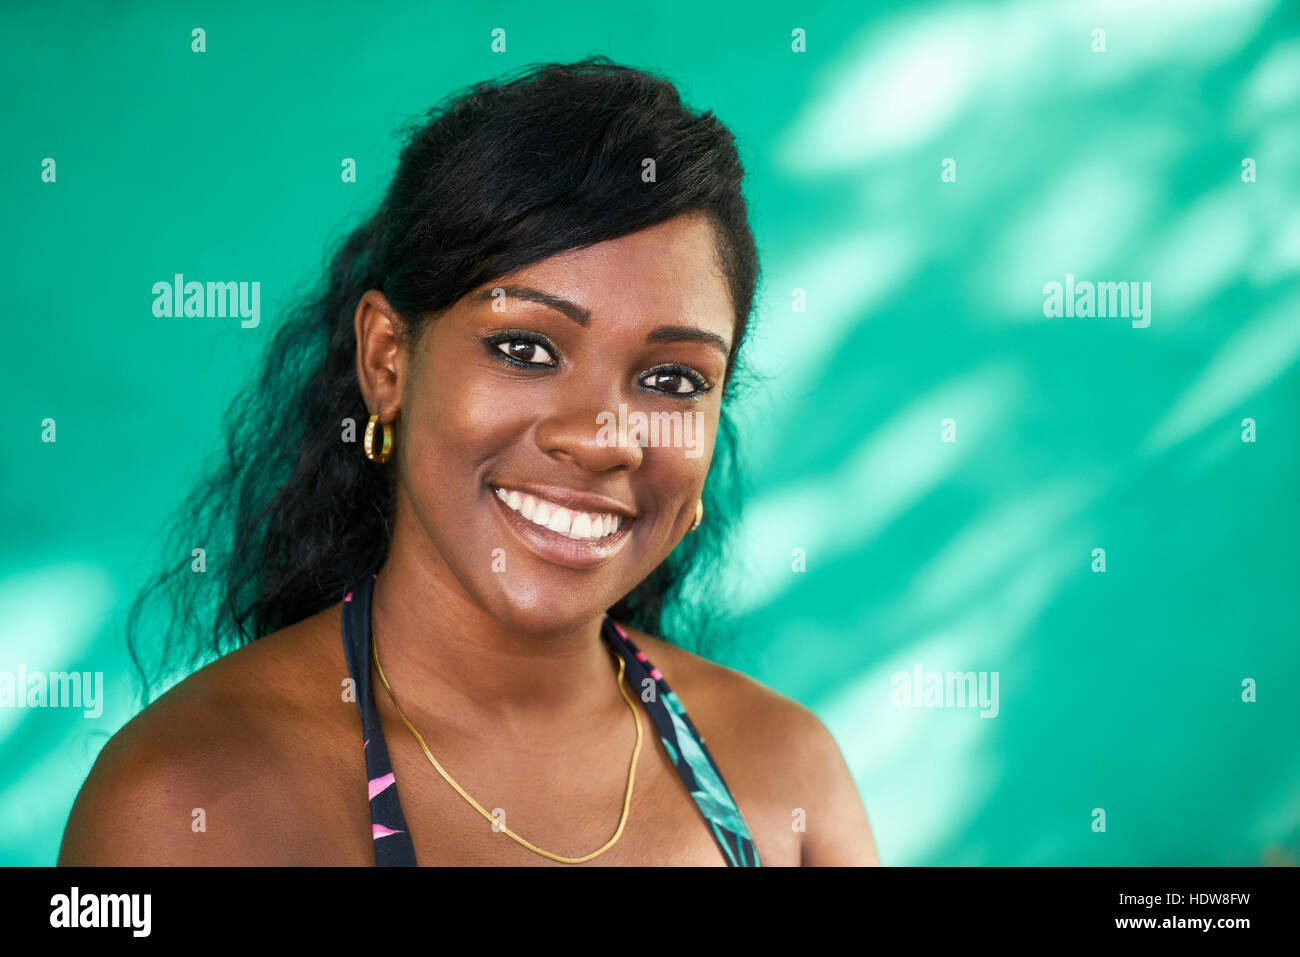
[490,481,637,519]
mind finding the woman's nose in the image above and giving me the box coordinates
[534,392,645,472]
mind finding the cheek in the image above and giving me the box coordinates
[681,406,719,470]
[395,377,516,565]
[639,412,718,499]
[407,354,516,469]
[393,374,479,517]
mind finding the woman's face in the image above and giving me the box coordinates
[362,211,735,635]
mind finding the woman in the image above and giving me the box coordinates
[58,57,878,866]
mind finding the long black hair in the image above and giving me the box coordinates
[126,56,763,706]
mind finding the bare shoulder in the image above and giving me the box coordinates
[623,626,819,747]
[58,607,362,866]
[619,625,880,866]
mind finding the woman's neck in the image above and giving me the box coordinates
[367,523,626,736]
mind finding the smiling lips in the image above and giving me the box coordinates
[493,486,624,542]
[490,483,636,571]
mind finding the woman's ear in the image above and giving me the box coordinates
[354,289,408,416]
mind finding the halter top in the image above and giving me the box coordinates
[341,569,760,866]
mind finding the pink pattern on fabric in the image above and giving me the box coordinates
[613,621,630,641]
[649,667,663,680]
[368,772,396,800]
[372,824,405,839]
[364,738,370,750]
[635,651,648,662]
[344,591,353,602]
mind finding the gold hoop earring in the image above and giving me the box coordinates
[689,499,703,532]
[364,413,393,463]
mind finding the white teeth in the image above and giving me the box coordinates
[493,487,625,542]
[546,507,572,535]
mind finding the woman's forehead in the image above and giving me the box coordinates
[466,216,733,330]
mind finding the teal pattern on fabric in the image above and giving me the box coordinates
[661,689,757,862]
[602,617,761,867]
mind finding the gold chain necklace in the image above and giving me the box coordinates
[371,622,643,864]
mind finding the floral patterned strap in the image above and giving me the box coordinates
[601,615,762,867]
[342,572,418,866]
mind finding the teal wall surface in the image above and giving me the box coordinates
[2,0,1297,866]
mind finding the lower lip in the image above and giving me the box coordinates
[490,488,635,570]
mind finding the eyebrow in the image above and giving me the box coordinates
[471,284,731,358]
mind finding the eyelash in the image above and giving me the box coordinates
[483,330,714,398]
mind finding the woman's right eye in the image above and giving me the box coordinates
[496,339,556,366]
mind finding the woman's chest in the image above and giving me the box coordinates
[380,720,764,866]
[285,716,798,866]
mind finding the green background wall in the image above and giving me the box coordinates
[2,0,1297,866]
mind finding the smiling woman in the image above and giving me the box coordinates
[57,55,878,867]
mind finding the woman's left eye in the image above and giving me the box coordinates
[496,339,556,366]
[641,368,710,396]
